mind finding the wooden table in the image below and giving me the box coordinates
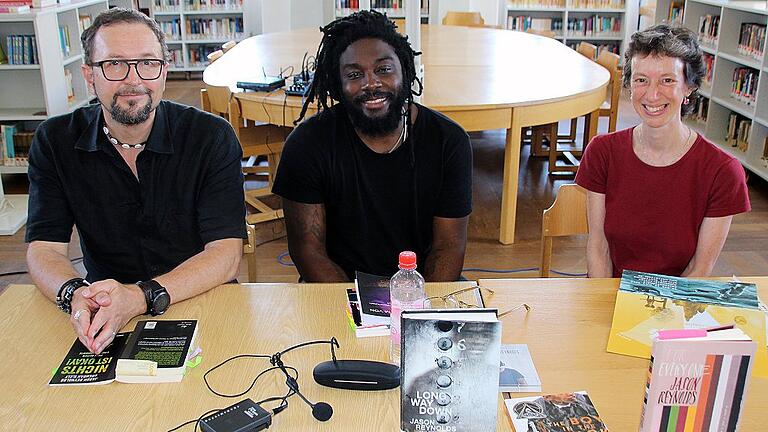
[203,25,610,244]
[479,277,768,430]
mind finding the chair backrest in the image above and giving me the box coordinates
[244,223,257,283]
[442,11,485,27]
[207,49,223,63]
[202,84,233,118]
[525,28,556,39]
[221,40,236,53]
[576,42,597,60]
[597,49,621,131]
[540,184,588,277]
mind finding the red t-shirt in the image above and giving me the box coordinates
[575,127,750,277]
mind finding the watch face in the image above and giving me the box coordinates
[153,292,170,314]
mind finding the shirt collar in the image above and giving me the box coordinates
[74,101,173,154]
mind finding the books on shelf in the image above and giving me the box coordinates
[726,113,750,153]
[158,18,181,40]
[58,25,71,57]
[1,124,30,166]
[400,308,501,431]
[78,15,93,33]
[185,17,243,40]
[667,1,683,24]
[499,344,541,392]
[155,0,242,12]
[49,319,200,386]
[730,67,758,106]
[508,0,565,9]
[508,16,563,33]
[187,45,217,66]
[566,15,621,38]
[691,96,708,125]
[336,0,360,15]
[606,271,768,378]
[505,391,609,431]
[5,35,37,65]
[639,327,757,432]
[64,69,75,103]
[697,14,719,47]
[0,4,31,13]
[702,53,714,88]
[570,0,623,8]
[738,23,765,61]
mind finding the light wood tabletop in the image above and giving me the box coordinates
[479,277,768,430]
[203,25,610,245]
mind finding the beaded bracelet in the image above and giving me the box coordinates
[56,278,88,314]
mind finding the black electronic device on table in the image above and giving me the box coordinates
[236,76,286,92]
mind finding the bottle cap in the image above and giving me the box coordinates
[398,251,417,270]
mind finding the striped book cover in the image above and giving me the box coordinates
[639,329,756,432]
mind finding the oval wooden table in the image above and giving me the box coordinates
[203,25,610,244]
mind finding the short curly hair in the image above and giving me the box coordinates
[623,24,705,116]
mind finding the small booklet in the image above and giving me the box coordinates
[499,344,542,392]
[354,271,391,327]
[505,391,609,432]
[49,319,199,386]
[345,289,390,338]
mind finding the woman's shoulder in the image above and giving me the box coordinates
[585,126,634,156]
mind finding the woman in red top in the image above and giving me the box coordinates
[575,25,750,278]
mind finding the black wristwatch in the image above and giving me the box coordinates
[136,280,171,316]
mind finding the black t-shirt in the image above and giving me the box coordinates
[272,103,472,279]
[26,101,247,283]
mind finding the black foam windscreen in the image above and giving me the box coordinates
[312,402,333,422]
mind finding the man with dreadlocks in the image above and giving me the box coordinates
[272,11,472,282]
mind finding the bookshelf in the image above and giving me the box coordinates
[0,0,130,235]
[150,0,257,72]
[671,0,768,181]
[334,0,431,22]
[505,0,635,58]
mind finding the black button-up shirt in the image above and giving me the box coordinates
[26,101,246,283]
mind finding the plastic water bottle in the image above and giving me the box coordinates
[390,251,426,364]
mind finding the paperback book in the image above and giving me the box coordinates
[345,288,389,338]
[354,271,391,327]
[505,391,609,432]
[499,344,542,392]
[49,319,199,385]
[607,271,767,378]
[400,308,501,432]
[639,328,756,432]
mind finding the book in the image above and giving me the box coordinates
[639,327,757,432]
[345,288,390,338]
[499,344,541,392]
[354,271,391,327]
[49,332,131,386]
[607,270,768,378]
[400,308,501,432]
[49,319,199,385]
[505,391,609,431]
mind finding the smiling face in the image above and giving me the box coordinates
[339,38,406,136]
[629,54,693,129]
[82,22,167,126]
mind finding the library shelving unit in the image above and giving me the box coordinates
[505,0,632,58]
[150,0,255,72]
[677,0,768,180]
[334,0,431,23]
[0,0,129,235]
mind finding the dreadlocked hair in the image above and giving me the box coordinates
[295,9,422,125]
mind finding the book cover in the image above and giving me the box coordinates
[499,344,541,392]
[505,391,609,432]
[639,329,757,432]
[607,271,767,378]
[400,309,501,432]
[354,271,391,327]
[117,319,198,381]
[49,332,130,386]
[345,288,390,338]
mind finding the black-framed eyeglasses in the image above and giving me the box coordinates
[90,58,166,81]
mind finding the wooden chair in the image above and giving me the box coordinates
[200,85,290,225]
[207,49,223,63]
[576,41,597,60]
[243,223,257,282]
[221,40,236,53]
[540,184,588,277]
[442,11,485,27]
[596,49,621,134]
[525,28,556,38]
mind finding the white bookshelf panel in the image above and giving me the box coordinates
[0,70,45,112]
[756,71,768,125]
[752,121,768,173]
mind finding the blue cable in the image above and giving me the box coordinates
[275,251,587,277]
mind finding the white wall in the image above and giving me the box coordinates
[260,0,333,34]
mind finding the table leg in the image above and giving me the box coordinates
[499,116,523,244]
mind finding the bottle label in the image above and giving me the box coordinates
[390,299,425,344]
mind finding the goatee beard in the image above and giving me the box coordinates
[96,87,154,125]
[343,86,407,137]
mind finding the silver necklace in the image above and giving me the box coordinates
[103,125,146,149]
[387,115,408,154]
[638,125,692,165]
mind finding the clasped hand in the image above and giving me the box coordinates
[69,279,146,354]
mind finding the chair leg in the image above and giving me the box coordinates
[540,236,553,278]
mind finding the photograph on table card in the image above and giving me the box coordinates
[400,309,501,432]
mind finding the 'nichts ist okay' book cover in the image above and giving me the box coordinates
[640,328,757,432]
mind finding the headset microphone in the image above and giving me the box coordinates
[285,374,333,421]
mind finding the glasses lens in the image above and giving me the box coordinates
[136,59,163,80]
[102,60,130,81]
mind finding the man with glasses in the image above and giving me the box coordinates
[25,8,246,355]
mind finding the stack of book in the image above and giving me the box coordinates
[0,1,31,13]
[4,35,37,65]
[726,113,751,152]
[730,66,758,106]
[697,14,719,47]
[738,23,765,61]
